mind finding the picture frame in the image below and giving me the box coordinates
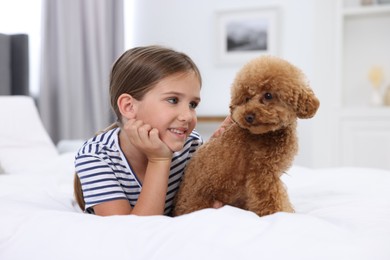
[215,7,280,65]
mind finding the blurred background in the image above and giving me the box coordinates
[1,0,390,170]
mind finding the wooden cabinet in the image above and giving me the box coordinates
[340,109,390,169]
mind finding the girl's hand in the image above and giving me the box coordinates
[123,119,172,162]
[213,201,224,209]
[211,116,234,138]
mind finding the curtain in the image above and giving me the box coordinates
[39,0,124,143]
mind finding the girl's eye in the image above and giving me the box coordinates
[189,101,199,109]
[167,97,178,104]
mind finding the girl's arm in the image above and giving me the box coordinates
[130,159,170,215]
[93,160,170,216]
[210,116,233,138]
[94,120,172,216]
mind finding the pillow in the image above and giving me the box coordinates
[0,96,58,174]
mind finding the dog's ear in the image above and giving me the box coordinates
[294,87,320,119]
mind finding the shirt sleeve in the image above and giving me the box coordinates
[75,154,127,212]
[188,130,203,157]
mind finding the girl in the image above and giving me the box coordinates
[74,45,228,216]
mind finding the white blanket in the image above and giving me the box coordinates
[1,152,389,260]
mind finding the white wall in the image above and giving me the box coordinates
[0,0,337,168]
[125,0,337,168]
[127,0,319,116]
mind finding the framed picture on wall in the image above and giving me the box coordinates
[215,7,280,65]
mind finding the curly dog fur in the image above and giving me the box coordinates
[173,56,320,217]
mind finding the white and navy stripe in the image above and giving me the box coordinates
[75,127,203,215]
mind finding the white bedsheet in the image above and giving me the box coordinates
[0,153,389,260]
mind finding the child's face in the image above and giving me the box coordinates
[133,71,201,152]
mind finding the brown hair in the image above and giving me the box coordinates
[109,45,202,123]
[74,174,85,211]
[74,45,202,211]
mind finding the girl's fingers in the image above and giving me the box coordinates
[148,128,162,144]
[221,116,233,128]
[213,201,224,209]
[125,119,162,148]
[211,116,234,138]
[124,119,171,158]
[137,123,153,143]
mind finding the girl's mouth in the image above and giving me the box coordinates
[169,128,187,135]
[168,128,189,140]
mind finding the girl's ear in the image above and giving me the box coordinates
[117,93,137,120]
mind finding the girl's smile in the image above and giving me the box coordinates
[132,71,201,152]
[168,127,188,138]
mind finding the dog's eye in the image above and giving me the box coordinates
[264,93,273,100]
[245,97,251,103]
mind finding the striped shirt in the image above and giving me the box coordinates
[74,127,203,215]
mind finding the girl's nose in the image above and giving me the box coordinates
[178,106,194,122]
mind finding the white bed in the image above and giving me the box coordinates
[1,96,390,260]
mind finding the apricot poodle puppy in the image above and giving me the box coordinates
[173,56,320,217]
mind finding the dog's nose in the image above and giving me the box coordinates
[245,114,255,124]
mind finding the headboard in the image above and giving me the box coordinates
[0,33,29,96]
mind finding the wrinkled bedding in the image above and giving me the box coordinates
[1,152,389,260]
